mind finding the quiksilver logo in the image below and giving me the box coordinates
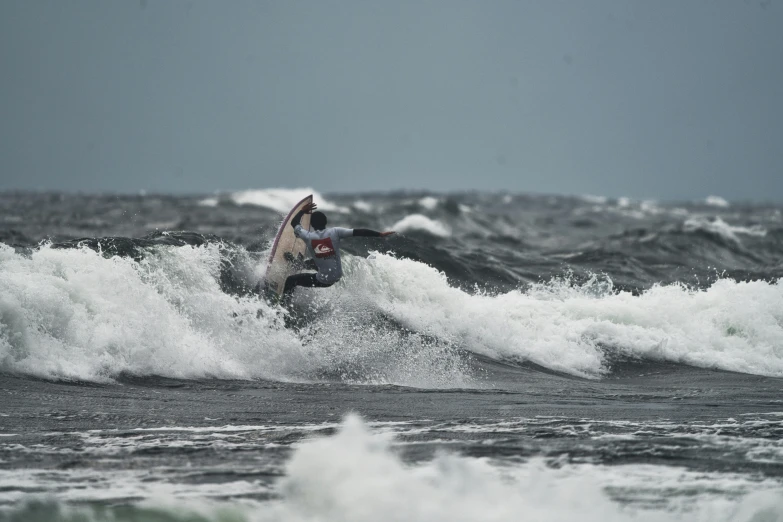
[314,244,333,255]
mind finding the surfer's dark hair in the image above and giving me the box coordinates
[311,211,327,230]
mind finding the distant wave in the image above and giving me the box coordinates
[705,195,730,208]
[418,196,440,210]
[579,194,609,204]
[683,216,767,241]
[392,214,451,237]
[352,200,373,212]
[199,188,349,213]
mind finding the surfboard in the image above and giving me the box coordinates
[263,194,313,298]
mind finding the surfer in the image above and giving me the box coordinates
[282,202,395,300]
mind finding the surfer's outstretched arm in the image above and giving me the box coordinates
[352,229,396,238]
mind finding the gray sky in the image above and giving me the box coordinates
[1,0,781,201]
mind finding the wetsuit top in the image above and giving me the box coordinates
[293,225,353,284]
[291,210,381,284]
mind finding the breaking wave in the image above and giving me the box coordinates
[340,253,783,378]
[1,236,783,385]
[0,242,471,387]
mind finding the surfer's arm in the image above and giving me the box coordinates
[291,210,315,240]
[290,202,318,233]
[293,223,311,240]
[334,227,385,238]
[290,210,307,229]
[353,229,396,238]
[352,229,380,237]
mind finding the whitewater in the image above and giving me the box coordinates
[3,243,783,383]
[1,189,783,521]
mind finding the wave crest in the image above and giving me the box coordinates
[341,254,783,378]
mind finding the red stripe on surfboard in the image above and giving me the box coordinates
[264,194,313,281]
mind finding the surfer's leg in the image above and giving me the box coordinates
[281,273,327,311]
[283,273,318,297]
[298,277,333,289]
[282,273,335,304]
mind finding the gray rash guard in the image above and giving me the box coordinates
[293,225,353,284]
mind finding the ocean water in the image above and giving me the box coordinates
[1,189,782,521]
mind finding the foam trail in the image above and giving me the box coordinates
[338,253,783,378]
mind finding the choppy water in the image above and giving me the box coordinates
[1,189,782,521]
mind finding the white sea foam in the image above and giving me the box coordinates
[352,200,372,212]
[8,415,782,521]
[270,415,783,521]
[3,240,783,384]
[0,243,309,382]
[229,188,348,213]
[0,243,470,387]
[338,253,783,378]
[274,415,631,521]
[683,216,767,241]
[391,214,451,237]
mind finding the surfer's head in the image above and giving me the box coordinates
[311,211,327,230]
